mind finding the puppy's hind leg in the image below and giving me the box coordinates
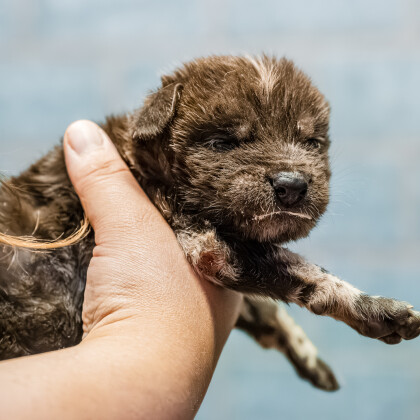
[236,297,339,392]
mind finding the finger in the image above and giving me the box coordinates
[63,120,165,244]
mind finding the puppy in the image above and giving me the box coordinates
[1,56,419,393]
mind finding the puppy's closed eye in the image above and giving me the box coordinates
[204,134,240,152]
[303,137,326,151]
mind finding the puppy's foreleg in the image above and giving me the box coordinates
[237,297,339,391]
[175,225,420,345]
[236,245,420,345]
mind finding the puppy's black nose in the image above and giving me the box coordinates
[270,172,308,207]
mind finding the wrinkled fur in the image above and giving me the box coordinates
[1,56,420,392]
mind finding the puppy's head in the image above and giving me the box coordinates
[131,55,331,243]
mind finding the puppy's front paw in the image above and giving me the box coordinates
[354,295,420,344]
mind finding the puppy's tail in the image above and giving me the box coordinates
[0,214,90,250]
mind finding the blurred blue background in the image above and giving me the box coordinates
[1,1,420,418]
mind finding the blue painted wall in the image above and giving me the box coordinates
[1,1,419,418]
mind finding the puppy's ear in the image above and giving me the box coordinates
[132,83,183,141]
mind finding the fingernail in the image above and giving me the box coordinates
[64,120,105,155]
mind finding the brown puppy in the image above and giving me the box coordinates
[1,55,419,392]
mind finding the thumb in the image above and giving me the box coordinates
[63,120,161,245]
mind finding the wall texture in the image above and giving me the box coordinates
[1,1,419,418]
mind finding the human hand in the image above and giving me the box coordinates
[64,120,243,416]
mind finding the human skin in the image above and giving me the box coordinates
[0,120,242,420]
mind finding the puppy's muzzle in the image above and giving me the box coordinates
[270,172,308,207]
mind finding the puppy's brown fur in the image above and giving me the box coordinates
[1,56,419,393]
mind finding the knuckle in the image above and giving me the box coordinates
[76,159,131,195]
[84,159,130,182]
